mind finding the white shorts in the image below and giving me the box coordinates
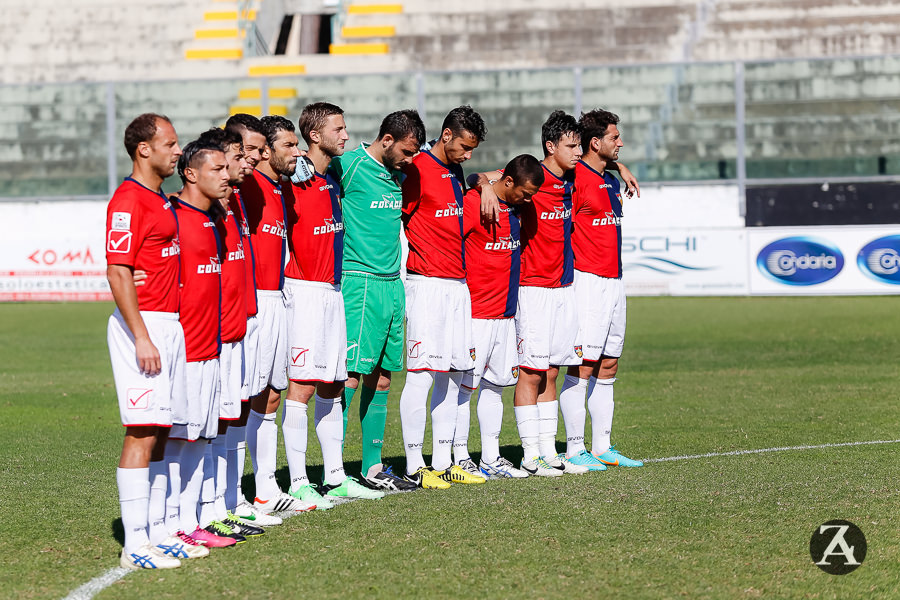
[462,317,519,389]
[242,315,259,399]
[171,359,221,441]
[405,274,474,372]
[219,340,244,421]
[284,278,348,383]
[515,285,581,370]
[108,310,186,428]
[254,290,288,393]
[575,270,626,360]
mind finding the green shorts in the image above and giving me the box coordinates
[342,271,405,375]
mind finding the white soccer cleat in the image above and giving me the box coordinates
[543,454,589,475]
[234,499,283,526]
[253,491,316,514]
[479,456,530,479]
[520,457,564,477]
[120,543,181,570]
[156,533,210,559]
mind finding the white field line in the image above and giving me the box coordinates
[643,439,900,463]
[64,438,900,599]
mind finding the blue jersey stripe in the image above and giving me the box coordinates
[561,180,575,286]
[505,207,521,317]
[326,170,344,285]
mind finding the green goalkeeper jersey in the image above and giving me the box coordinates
[332,142,404,276]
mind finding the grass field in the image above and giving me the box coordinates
[3,297,900,600]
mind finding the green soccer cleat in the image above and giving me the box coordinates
[324,476,385,500]
[594,445,644,468]
[290,483,334,510]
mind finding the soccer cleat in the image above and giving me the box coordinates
[234,499,283,526]
[479,456,530,479]
[120,543,181,570]
[253,491,316,514]
[559,450,607,472]
[323,476,385,500]
[188,525,236,548]
[404,466,452,490]
[362,463,419,492]
[156,533,210,559]
[455,457,482,477]
[520,456,564,477]
[543,454,589,475]
[204,520,247,544]
[224,514,265,537]
[594,445,644,468]
[438,464,486,485]
[290,483,333,511]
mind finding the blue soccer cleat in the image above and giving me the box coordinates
[594,445,644,467]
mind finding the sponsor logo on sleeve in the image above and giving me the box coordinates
[857,235,900,284]
[112,212,131,230]
[107,230,133,254]
[756,237,843,286]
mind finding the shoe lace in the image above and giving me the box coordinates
[209,520,233,535]
[176,531,201,546]
[496,457,514,469]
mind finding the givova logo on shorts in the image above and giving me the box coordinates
[857,235,900,284]
[757,237,844,285]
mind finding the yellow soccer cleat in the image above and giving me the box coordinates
[439,464,486,485]
[406,466,451,490]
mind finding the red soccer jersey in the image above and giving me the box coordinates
[105,178,180,313]
[240,169,288,291]
[229,189,258,317]
[518,165,575,288]
[462,189,521,319]
[285,170,344,284]
[173,199,222,362]
[573,161,623,279]
[216,201,248,343]
[401,150,466,279]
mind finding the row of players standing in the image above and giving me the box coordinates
[106,103,642,570]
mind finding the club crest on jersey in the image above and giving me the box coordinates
[511,366,519,378]
[575,345,583,358]
[370,194,402,209]
[407,340,422,359]
[111,212,131,231]
[434,202,463,218]
[290,347,309,367]
[484,236,520,251]
[313,218,344,235]
[197,256,221,274]
[592,211,622,226]
[469,347,476,360]
[262,220,287,239]
[540,207,571,220]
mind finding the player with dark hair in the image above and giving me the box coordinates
[107,113,191,569]
[398,106,487,488]
[164,137,244,548]
[459,154,545,479]
[240,116,315,515]
[557,108,643,469]
[333,109,424,492]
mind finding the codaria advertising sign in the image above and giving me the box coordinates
[748,225,900,295]
[0,201,111,301]
[623,228,749,296]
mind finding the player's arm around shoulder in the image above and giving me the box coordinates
[607,161,640,198]
[466,170,504,226]
[107,265,161,376]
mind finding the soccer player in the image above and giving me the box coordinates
[241,116,316,514]
[282,102,384,506]
[335,110,425,492]
[221,114,282,526]
[558,109,643,468]
[459,154,544,479]
[165,137,244,548]
[107,113,196,569]
[398,106,487,488]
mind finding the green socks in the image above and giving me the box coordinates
[358,385,388,475]
[342,385,358,438]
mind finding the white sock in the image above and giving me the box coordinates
[117,467,150,553]
[164,440,183,534]
[147,460,168,545]
[453,386,474,462]
[178,441,206,534]
[514,404,540,460]
[225,425,245,510]
[477,382,504,463]
[559,375,588,457]
[399,370,434,474]
[314,394,346,486]
[282,399,309,492]
[431,372,461,471]
[537,400,559,458]
[210,436,229,521]
[248,410,280,500]
[588,377,616,455]
[199,444,216,528]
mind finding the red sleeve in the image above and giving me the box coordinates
[462,189,479,238]
[401,164,422,217]
[105,193,141,267]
